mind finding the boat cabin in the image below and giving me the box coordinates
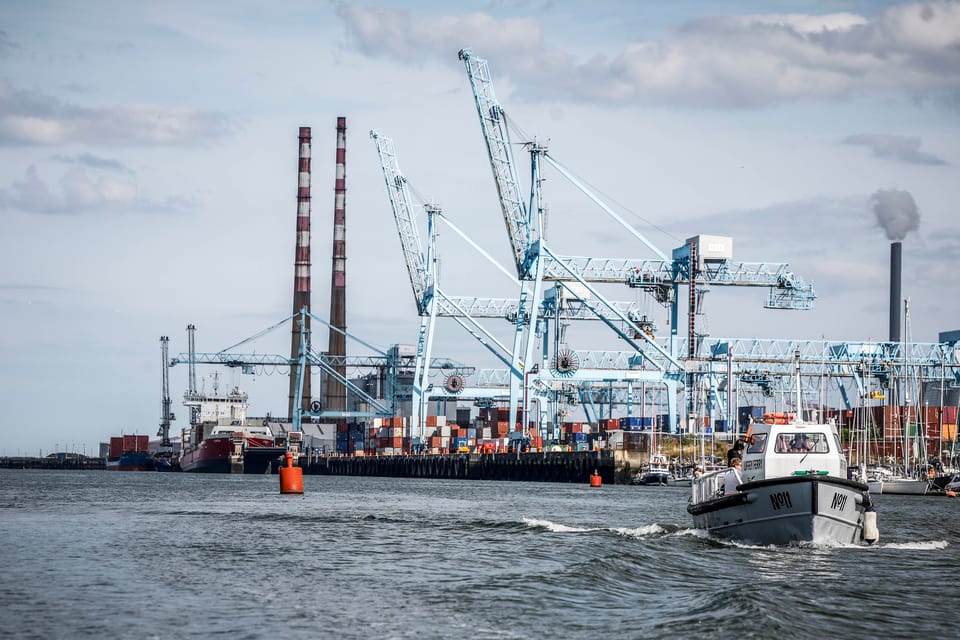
[740,419,847,483]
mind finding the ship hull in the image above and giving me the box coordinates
[179,436,237,473]
[688,475,870,546]
[179,435,281,474]
[104,451,156,472]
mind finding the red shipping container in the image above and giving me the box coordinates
[109,437,123,458]
[944,406,958,425]
[122,434,137,452]
[135,435,149,452]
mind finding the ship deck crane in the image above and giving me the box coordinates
[168,311,475,428]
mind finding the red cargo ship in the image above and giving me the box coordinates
[178,384,285,473]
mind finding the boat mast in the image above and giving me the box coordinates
[794,348,803,423]
[902,298,910,474]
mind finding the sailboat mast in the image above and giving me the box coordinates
[902,298,910,474]
[794,348,802,423]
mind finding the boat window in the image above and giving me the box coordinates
[746,433,767,454]
[774,432,828,454]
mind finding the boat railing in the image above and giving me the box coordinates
[691,469,726,504]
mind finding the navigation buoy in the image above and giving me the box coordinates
[862,507,879,544]
[589,470,602,488]
[279,452,304,494]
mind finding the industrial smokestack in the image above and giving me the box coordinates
[288,126,312,419]
[889,241,901,343]
[870,188,919,344]
[326,117,348,414]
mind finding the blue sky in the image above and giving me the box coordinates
[1,1,958,455]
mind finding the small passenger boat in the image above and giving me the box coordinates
[688,365,879,546]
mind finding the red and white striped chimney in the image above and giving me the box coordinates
[326,117,347,413]
[288,126,312,419]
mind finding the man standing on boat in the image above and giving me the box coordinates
[727,438,746,466]
[724,458,743,495]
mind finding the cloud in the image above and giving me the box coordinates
[0,30,20,57]
[51,153,135,174]
[842,133,948,165]
[335,3,543,63]
[0,164,196,215]
[0,78,237,147]
[337,2,960,108]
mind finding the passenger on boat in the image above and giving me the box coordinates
[723,458,743,495]
[726,438,746,466]
[789,435,813,453]
[693,466,703,479]
[776,434,791,451]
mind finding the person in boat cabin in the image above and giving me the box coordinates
[776,434,791,452]
[789,434,813,453]
[723,458,743,495]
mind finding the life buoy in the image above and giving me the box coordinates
[763,412,792,424]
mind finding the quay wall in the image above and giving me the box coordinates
[0,457,105,470]
[304,450,625,484]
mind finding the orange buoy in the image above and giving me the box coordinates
[279,452,304,494]
[589,470,602,488]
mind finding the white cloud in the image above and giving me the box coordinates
[335,4,543,62]
[0,164,193,215]
[843,133,948,165]
[337,2,960,108]
[0,78,238,147]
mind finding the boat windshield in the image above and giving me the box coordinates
[746,433,767,454]
[774,432,828,454]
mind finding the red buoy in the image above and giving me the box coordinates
[279,452,304,494]
[589,470,602,488]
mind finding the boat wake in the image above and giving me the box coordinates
[521,517,596,533]
[521,517,675,538]
[877,540,948,550]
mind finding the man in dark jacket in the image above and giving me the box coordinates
[726,438,746,466]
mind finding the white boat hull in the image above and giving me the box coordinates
[688,475,871,546]
[871,478,936,495]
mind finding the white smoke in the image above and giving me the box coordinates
[870,188,920,241]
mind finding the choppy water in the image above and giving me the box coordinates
[0,469,956,639]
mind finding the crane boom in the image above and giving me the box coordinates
[459,48,532,277]
[370,130,430,310]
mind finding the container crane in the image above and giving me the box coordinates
[459,48,819,435]
[158,335,174,448]
[371,129,662,441]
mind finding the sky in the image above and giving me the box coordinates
[1,0,958,455]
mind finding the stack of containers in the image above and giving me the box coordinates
[377,416,406,455]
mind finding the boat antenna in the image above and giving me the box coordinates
[794,348,803,423]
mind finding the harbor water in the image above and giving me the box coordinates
[1,469,956,639]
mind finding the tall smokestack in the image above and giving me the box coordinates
[326,117,348,413]
[889,241,901,343]
[288,126,312,419]
[871,188,919,345]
